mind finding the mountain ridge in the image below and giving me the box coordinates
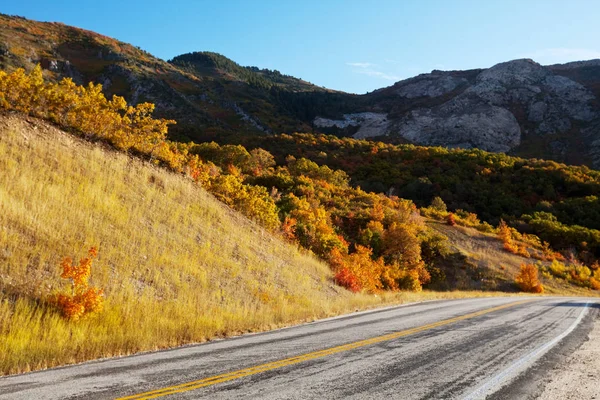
[2,13,600,166]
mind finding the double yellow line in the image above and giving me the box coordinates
[118,300,531,399]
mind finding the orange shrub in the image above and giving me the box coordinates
[446,213,456,226]
[517,245,531,258]
[515,263,544,293]
[281,217,297,241]
[52,247,104,320]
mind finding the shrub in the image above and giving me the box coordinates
[334,268,361,292]
[430,196,447,212]
[52,247,104,320]
[446,213,456,226]
[515,263,544,293]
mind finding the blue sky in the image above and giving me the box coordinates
[3,0,600,94]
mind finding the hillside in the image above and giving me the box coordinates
[1,83,598,375]
[0,112,390,375]
[0,13,333,140]
[1,111,553,376]
[428,221,594,296]
[4,14,600,167]
[243,132,600,262]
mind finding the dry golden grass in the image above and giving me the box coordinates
[0,113,517,375]
[428,220,600,296]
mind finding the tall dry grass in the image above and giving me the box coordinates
[0,114,521,375]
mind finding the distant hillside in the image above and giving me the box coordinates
[3,13,600,166]
[315,59,600,167]
[428,221,594,296]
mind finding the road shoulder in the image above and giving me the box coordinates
[537,308,600,399]
[490,305,598,400]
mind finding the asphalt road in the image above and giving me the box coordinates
[1,297,597,399]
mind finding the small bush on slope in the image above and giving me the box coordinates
[515,264,544,293]
[52,247,104,320]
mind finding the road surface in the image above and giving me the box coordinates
[1,297,597,399]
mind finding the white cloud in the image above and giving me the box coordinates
[524,48,600,64]
[354,69,401,81]
[346,61,401,81]
[346,62,377,68]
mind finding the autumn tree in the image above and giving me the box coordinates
[431,196,447,212]
[515,263,544,293]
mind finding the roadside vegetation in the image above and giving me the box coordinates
[1,66,598,375]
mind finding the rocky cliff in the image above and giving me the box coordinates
[314,59,600,166]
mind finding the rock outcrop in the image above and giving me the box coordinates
[314,59,600,166]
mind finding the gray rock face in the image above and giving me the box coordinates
[395,74,467,98]
[315,58,600,160]
[391,96,521,152]
[314,113,389,138]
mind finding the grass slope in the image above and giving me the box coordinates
[0,113,363,374]
[0,113,508,375]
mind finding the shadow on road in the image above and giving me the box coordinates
[548,302,600,308]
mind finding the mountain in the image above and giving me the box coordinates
[0,13,336,140]
[321,59,600,167]
[2,13,600,167]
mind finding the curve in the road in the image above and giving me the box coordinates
[117,300,532,400]
[462,301,590,399]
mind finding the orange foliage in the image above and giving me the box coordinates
[497,219,512,244]
[498,219,532,258]
[52,247,104,320]
[329,246,384,293]
[515,263,544,293]
[281,217,297,241]
[517,245,531,258]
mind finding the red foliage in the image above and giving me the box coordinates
[446,213,456,226]
[334,268,361,292]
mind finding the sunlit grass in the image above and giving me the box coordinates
[0,114,536,375]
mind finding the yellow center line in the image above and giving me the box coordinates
[116,299,532,400]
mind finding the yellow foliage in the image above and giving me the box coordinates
[0,65,282,231]
[0,66,176,161]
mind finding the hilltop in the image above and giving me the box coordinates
[3,13,600,166]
